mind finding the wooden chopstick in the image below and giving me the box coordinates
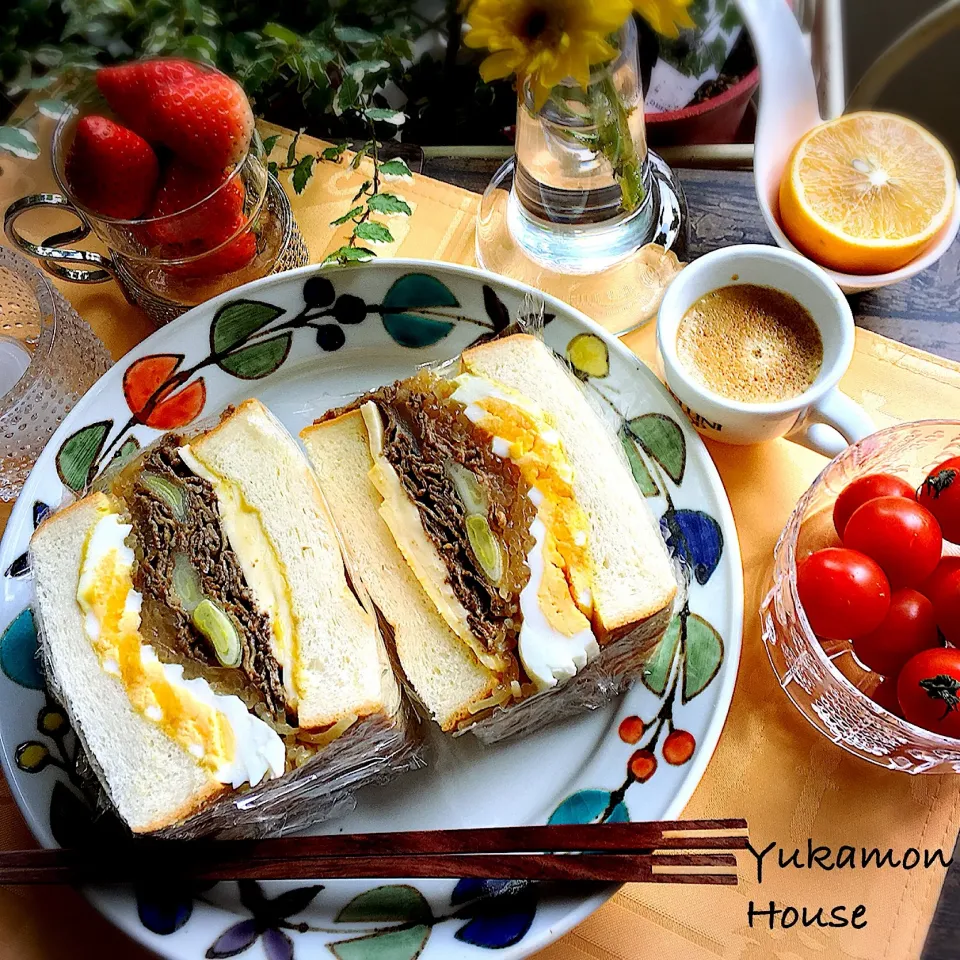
[0,819,748,886]
[2,852,740,884]
[140,819,751,859]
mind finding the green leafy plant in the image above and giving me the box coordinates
[262,116,413,265]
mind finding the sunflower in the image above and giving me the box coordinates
[632,0,696,38]
[463,0,634,110]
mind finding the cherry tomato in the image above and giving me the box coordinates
[870,677,904,718]
[852,588,939,676]
[917,457,960,545]
[918,556,960,645]
[897,647,960,738]
[833,473,916,538]
[843,497,942,588]
[796,547,890,641]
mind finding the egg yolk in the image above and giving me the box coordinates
[467,395,593,636]
[78,546,236,772]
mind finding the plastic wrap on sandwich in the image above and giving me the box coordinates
[303,298,680,745]
[30,401,425,839]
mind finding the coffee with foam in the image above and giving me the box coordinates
[676,283,823,404]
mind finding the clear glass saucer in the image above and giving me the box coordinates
[476,151,688,336]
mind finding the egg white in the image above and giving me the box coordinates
[78,512,285,788]
[450,374,598,690]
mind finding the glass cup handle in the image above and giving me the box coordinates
[787,388,875,459]
[4,193,116,284]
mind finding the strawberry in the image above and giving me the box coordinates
[96,59,204,141]
[148,159,246,250]
[151,73,254,172]
[65,115,159,220]
[169,230,257,279]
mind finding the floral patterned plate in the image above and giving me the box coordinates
[0,260,742,960]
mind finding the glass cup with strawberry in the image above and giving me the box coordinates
[5,57,301,318]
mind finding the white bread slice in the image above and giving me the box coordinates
[30,493,224,833]
[301,410,502,732]
[460,334,677,641]
[181,399,399,731]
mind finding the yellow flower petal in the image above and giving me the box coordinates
[479,49,524,82]
[464,0,634,95]
[530,74,554,112]
[632,0,696,36]
[568,50,592,92]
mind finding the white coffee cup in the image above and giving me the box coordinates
[656,244,874,457]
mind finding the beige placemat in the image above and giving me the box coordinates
[1,118,958,960]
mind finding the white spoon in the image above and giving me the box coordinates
[737,0,960,294]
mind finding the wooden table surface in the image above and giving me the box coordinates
[421,156,960,960]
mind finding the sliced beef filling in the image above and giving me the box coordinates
[126,436,287,718]
[368,372,537,667]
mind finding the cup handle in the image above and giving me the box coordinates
[787,388,875,459]
[4,193,116,284]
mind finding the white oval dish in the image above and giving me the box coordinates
[0,260,742,960]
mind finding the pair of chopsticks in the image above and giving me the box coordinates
[0,819,747,886]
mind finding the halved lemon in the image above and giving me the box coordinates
[779,111,956,274]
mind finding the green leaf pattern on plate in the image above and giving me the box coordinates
[0,608,42,689]
[380,274,459,348]
[619,426,659,497]
[547,788,629,825]
[218,333,293,380]
[626,413,686,484]
[56,420,111,492]
[211,300,285,354]
[337,885,433,924]
[683,613,724,703]
[642,614,681,696]
[331,924,431,960]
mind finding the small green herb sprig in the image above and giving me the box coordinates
[262,116,413,266]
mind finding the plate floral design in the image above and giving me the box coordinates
[0,261,742,960]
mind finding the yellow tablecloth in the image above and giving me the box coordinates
[2,119,959,960]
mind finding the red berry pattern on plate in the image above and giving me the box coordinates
[151,72,254,172]
[96,58,204,141]
[617,716,644,744]
[65,115,159,220]
[628,749,657,783]
[662,729,696,765]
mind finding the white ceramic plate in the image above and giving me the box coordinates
[0,260,742,960]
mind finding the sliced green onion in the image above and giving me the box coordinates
[172,553,204,613]
[140,472,187,522]
[466,514,504,584]
[447,463,487,516]
[192,599,242,668]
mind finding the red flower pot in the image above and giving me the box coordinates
[645,64,759,146]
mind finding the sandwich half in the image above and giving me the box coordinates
[301,334,677,734]
[31,399,414,835]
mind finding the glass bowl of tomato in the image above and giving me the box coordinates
[761,420,960,774]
